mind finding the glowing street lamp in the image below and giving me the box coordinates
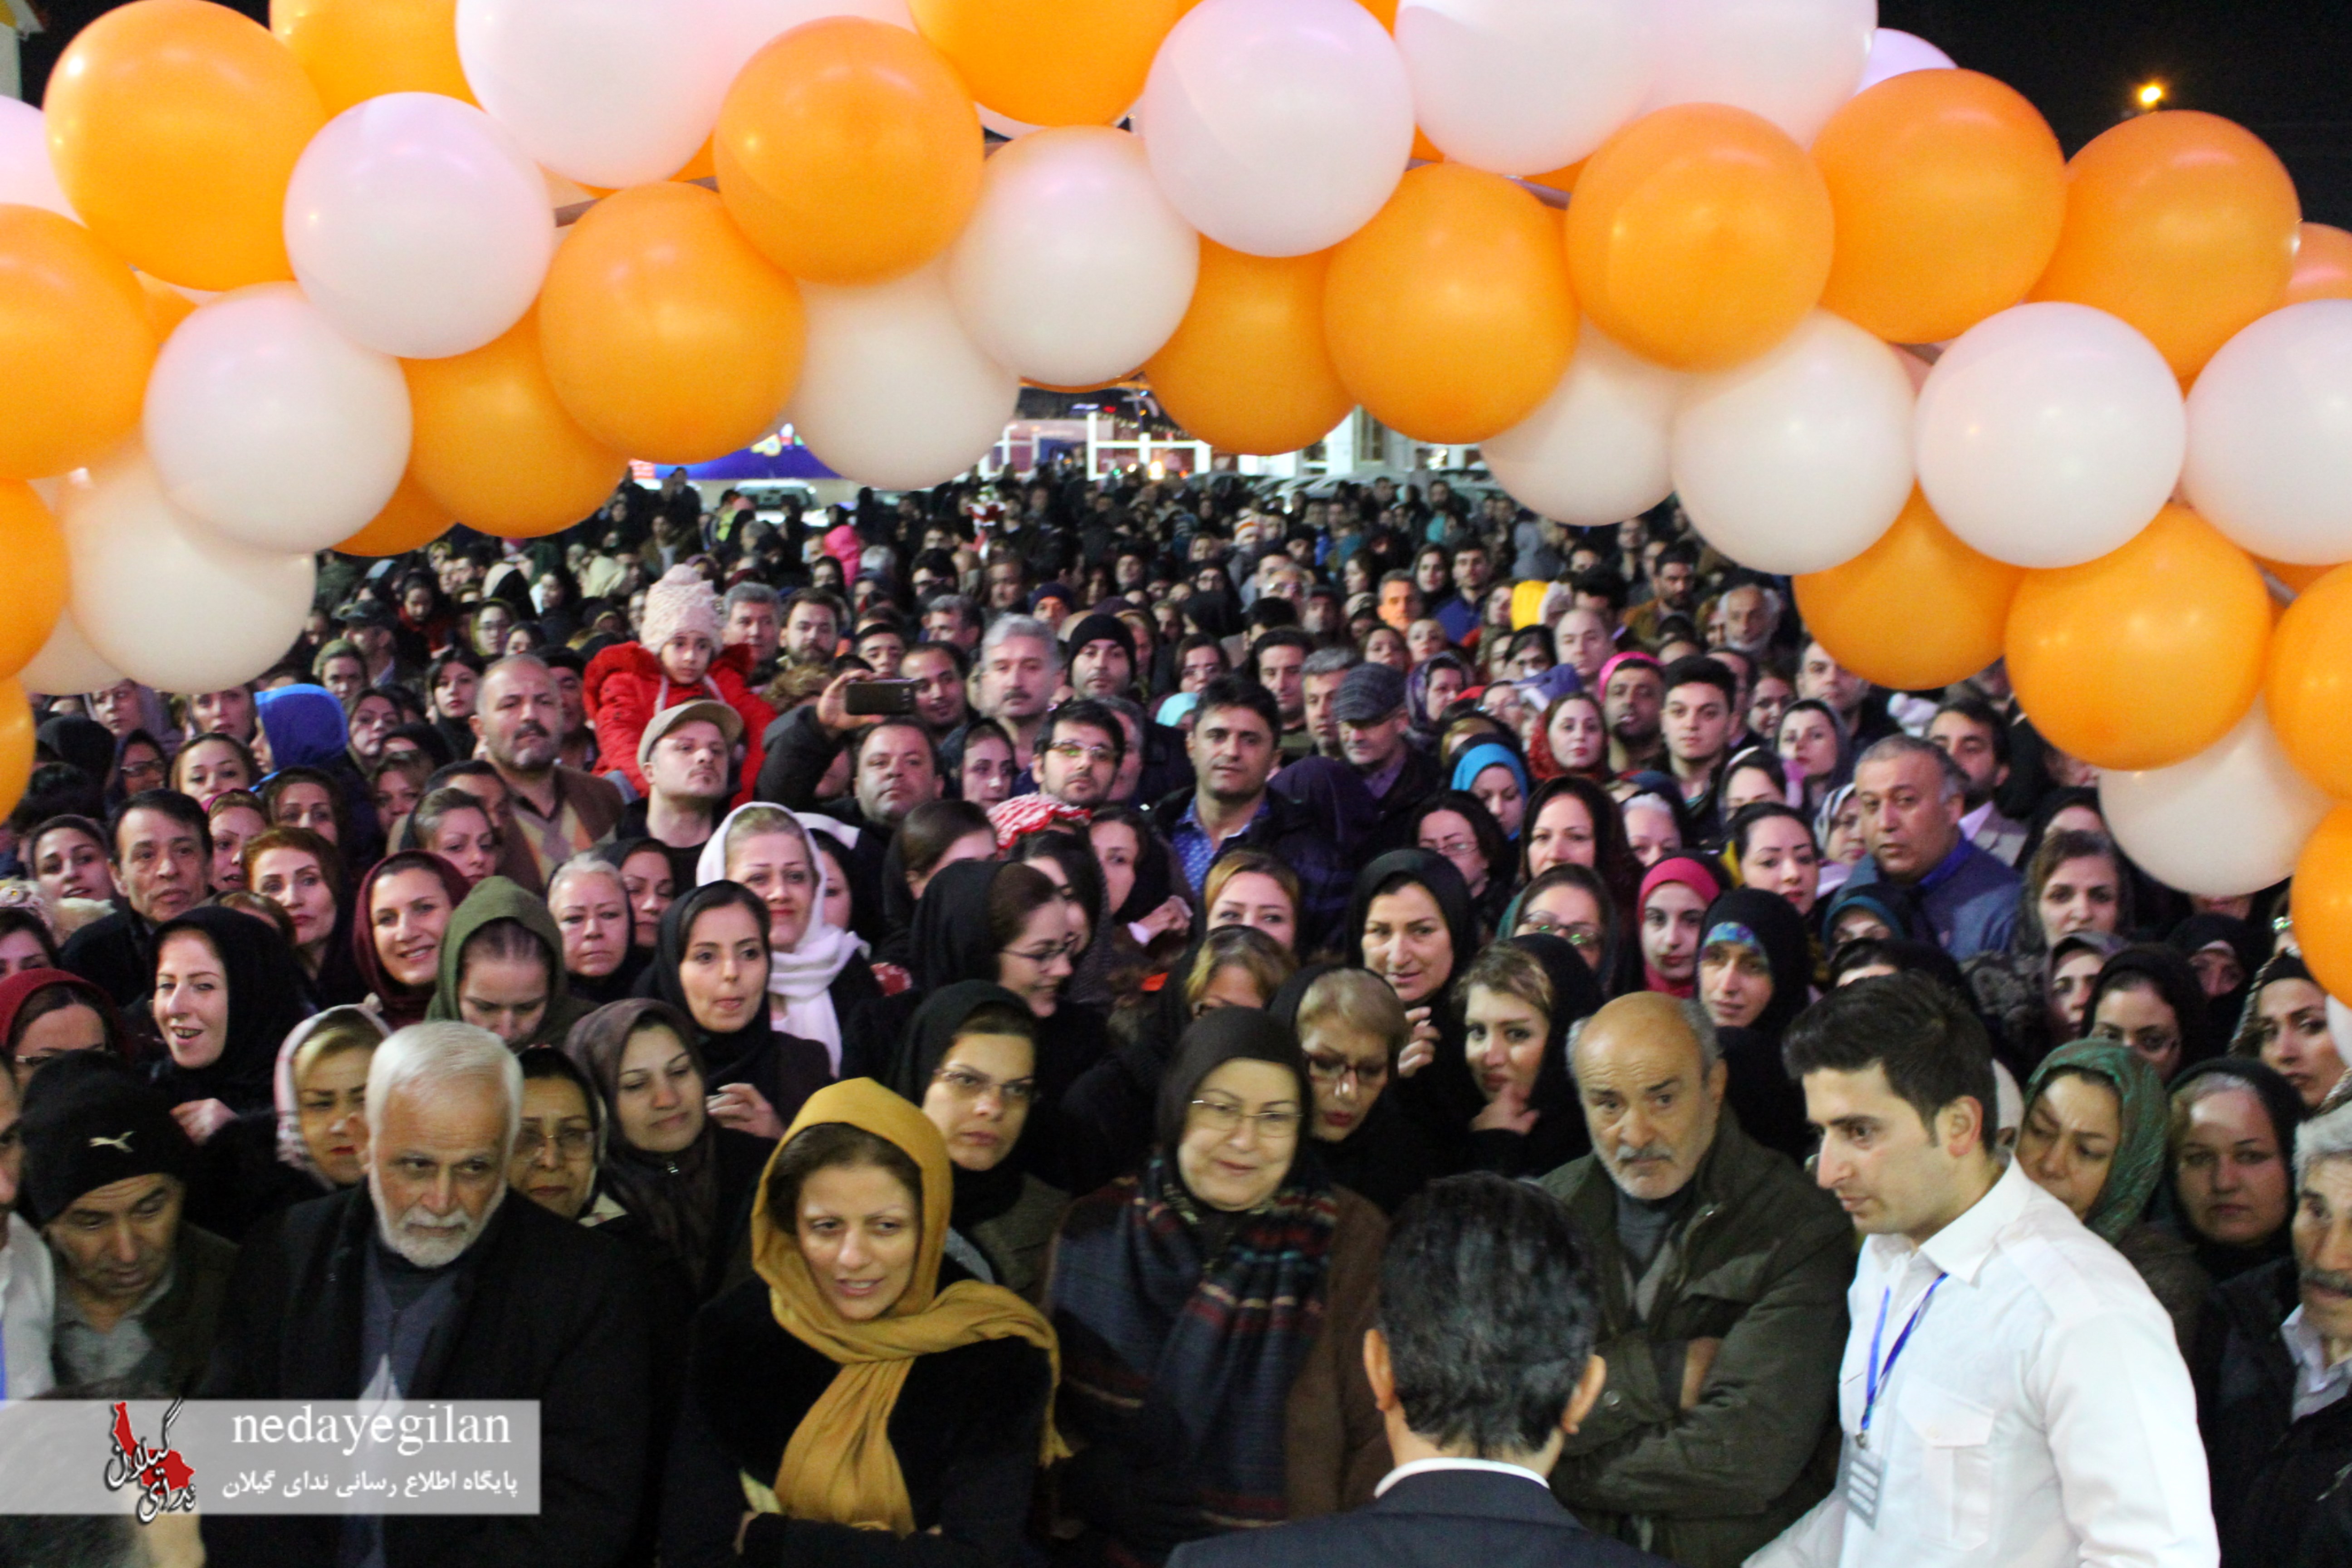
[2136,81,2167,110]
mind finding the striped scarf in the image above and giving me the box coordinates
[1051,1149,1339,1548]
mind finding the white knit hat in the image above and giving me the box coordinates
[641,564,721,651]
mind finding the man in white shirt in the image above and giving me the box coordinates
[0,1063,56,1401]
[1751,973,2217,1568]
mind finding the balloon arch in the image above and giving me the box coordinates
[5,0,2352,985]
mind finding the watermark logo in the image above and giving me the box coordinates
[103,1400,196,1525]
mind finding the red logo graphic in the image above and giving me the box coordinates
[104,1399,197,1524]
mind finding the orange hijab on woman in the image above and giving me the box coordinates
[747,1078,1066,1534]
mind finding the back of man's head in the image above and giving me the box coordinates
[1377,1173,1601,1458]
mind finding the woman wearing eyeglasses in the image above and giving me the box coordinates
[565,997,775,1301]
[1049,1009,1389,1563]
[1270,965,1437,1215]
[897,981,1066,1304]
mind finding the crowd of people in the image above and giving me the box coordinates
[0,463,2345,1568]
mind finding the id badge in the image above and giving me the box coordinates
[1837,1436,1884,1531]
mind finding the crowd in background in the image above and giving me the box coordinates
[0,461,2344,1568]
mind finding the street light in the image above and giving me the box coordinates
[2136,81,2166,110]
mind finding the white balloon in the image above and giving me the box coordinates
[948,127,1198,389]
[2099,699,2332,898]
[1394,0,1659,176]
[63,448,316,695]
[1140,0,1414,258]
[1854,26,1954,92]
[1483,324,1684,527]
[457,0,733,189]
[710,0,912,78]
[18,608,122,699]
[1644,0,1877,146]
[1914,303,2185,568]
[789,263,1019,490]
[0,99,75,220]
[2183,301,2352,565]
[286,94,555,360]
[143,284,413,554]
[1672,309,1915,574]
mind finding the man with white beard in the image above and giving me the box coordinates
[201,1023,654,1568]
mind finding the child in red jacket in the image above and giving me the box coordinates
[585,565,776,804]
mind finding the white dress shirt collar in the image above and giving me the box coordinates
[2282,1304,2352,1422]
[1375,1456,1552,1498]
[1864,1156,2027,1291]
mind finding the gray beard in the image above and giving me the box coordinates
[369,1167,502,1269]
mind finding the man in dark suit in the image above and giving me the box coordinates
[1170,1174,1671,1568]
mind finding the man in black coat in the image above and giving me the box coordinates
[200,1023,653,1568]
[1170,1175,1670,1568]
[2193,1100,2352,1568]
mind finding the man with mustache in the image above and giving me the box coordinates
[2194,1098,2352,1566]
[474,656,625,896]
[202,1023,653,1567]
[1534,993,1851,1568]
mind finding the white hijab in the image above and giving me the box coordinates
[696,804,867,1071]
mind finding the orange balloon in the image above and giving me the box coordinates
[2029,111,2299,380]
[910,0,1183,128]
[2287,221,2352,305]
[1793,489,2022,691]
[134,272,197,342]
[538,183,806,464]
[0,680,32,823]
[671,137,716,185]
[2293,808,2352,1003]
[270,0,474,117]
[1324,165,1576,444]
[2264,563,2352,799]
[1356,0,1397,26]
[2006,505,2269,771]
[45,0,325,290]
[1566,103,1833,372]
[716,18,983,285]
[403,315,630,539]
[1147,242,1355,455]
[1813,69,2067,346]
[0,483,69,680]
[0,207,156,481]
[336,467,453,556]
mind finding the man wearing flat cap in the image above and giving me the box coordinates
[18,1052,235,1397]
[1333,662,1442,858]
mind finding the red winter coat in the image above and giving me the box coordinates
[584,641,776,806]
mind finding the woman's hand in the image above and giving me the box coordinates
[1470,1080,1539,1136]
[1134,897,1191,943]
[1397,1007,1440,1078]
[171,1099,237,1144]
[708,1083,784,1141]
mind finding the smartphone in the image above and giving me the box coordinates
[843,680,919,717]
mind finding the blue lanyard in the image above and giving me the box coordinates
[1859,1274,1945,1448]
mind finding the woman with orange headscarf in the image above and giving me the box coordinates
[660,1078,1062,1565]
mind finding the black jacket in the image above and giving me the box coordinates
[1358,748,1444,862]
[1146,787,1351,955]
[2193,1255,2352,1568]
[200,1187,654,1568]
[662,1266,1053,1568]
[59,907,157,1012]
[1166,1467,1671,1568]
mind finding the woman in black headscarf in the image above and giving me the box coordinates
[564,997,772,1299]
[1694,887,1815,1159]
[2165,1055,2306,1285]
[2168,911,2268,1044]
[894,980,1067,1303]
[636,880,828,1140]
[1049,1009,1388,1562]
[2086,944,2214,1085]
[1269,964,1437,1215]
[1456,933,1602,1177]
[147,905,314,1122]
[1342,849,1480,1174]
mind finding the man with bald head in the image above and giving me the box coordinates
[1535,994,1851,1568]
[474,655,624,893]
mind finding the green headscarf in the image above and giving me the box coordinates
[2022,1039,2169,1243]
[426,875,592,1050]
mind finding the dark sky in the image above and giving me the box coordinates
[1883,0,2352,226]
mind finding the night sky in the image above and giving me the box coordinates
[1884,0,2352,226]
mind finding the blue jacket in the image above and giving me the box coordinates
[1844,838,2021,961]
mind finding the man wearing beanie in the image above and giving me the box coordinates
[0,1064,55,1400]
[18,1053,235,1397]
[1066,613,1138,701]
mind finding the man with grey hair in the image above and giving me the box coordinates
[975,614,1061,770]
[721,581,782,682]
[2195,1099,2352,1565]
[1536,993,1850,1568]
[202,1022,653,1567]
[1299,645,1361,761]
[1840,734,2021,960]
